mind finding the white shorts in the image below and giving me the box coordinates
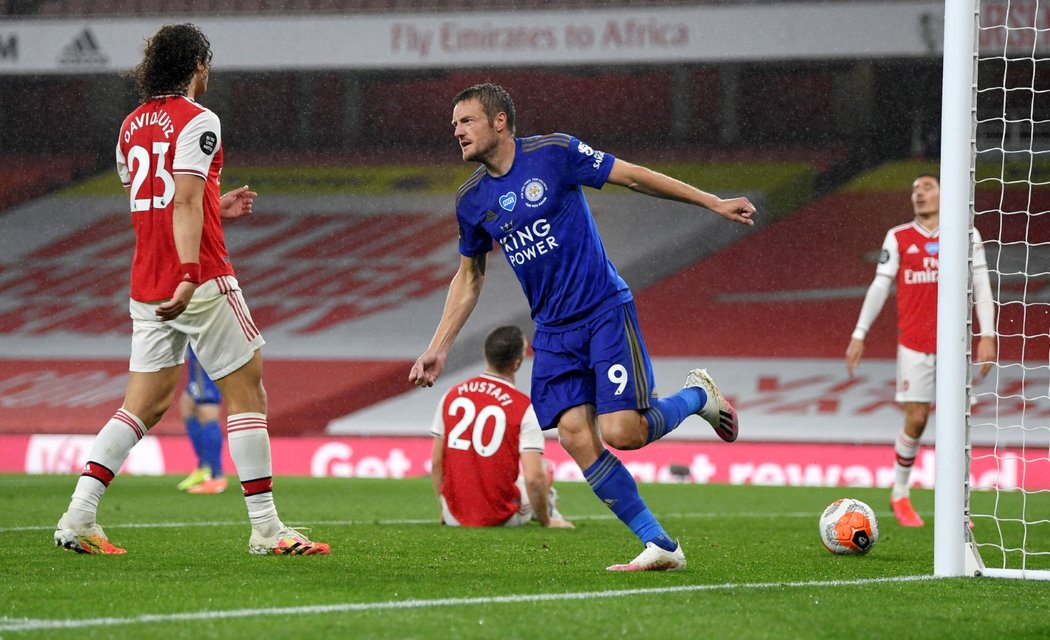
[896,344,936,403]
[129,275,265,380]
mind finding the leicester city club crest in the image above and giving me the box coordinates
[522,178,548,208]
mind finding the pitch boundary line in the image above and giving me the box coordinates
[0,510,843,533]
[0,575,934,633]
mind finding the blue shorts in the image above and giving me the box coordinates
[530,301,657,430]
[185,346,222,405]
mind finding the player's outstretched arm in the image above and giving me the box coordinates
[409,254,487,388]
[605,158,756,226]
[219,185,257,219]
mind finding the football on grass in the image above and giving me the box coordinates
[819,498,878,555]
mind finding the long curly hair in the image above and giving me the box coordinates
[129,24,212,100]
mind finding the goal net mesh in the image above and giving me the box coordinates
[969,0,1050,575]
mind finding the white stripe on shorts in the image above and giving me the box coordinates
[217,275,259,341]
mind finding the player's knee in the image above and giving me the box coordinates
[596,412,646,450]
[601,422,646,450]
[903,403,930,428]
[556,427,588,456]
[218,369,267,414]
[557,423,598,460]
[228,386,267,415]
[249,383,268,413]
[177,393,194,420]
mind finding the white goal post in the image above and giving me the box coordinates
[936,0,1050,581]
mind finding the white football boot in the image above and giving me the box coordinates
[248,526,331,556]
[54,512,126,555]
[684,368,739,442]
[607,541,686,572]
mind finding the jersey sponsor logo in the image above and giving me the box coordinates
[904,257,939,285]
[576,141,605,170]
[878,249,890,264]
[199,131,218,155]
[906,244,920,254]
[925,241,939,255]
[521,178,548,208]
[903,268,938,285]
[58,28,109,68]
[499,219,515,233]
[499,191,517,211]
[499,217,559,266]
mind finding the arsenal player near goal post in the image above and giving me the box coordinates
[846,174,996,528]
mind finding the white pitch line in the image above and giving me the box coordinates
[0,511,842,533]
[0,575,934,633]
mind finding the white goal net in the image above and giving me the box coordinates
[959,0,1050,580]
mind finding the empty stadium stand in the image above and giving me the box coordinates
[0,153,98,211]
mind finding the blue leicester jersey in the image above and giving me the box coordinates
[456,134,632,329]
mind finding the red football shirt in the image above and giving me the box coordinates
[876,222,987,353]
[115,95,234,302]
[430,373,544,527]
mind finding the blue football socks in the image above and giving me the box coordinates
[585,450,676,552]
[643,386,705,443]
[199,419,224,479]
[184,415,206,469]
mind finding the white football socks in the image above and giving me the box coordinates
[227,413,282,537]
[66,408,145,524]
[892,431,920,501]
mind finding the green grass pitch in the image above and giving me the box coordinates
[1,475,1047,639]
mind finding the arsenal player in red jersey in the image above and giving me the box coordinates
[431,326,573,529]
[846,174,995,527]
[54,24,328,556]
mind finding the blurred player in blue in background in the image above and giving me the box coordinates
[177,345,228,494]
[410,83,757,571]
